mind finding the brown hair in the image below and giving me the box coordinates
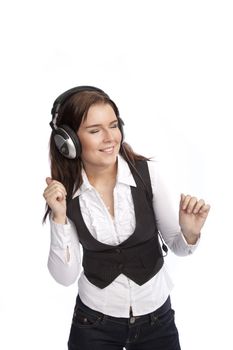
[43,89,149,222]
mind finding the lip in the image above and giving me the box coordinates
[99,146,115,153]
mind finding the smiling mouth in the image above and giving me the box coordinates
[99,146,114,153]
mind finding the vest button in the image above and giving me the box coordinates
[116,248,121,254]
[118,263,124,270]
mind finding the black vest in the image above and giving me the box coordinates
[67,160,164,289]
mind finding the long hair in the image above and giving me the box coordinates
[43,88,149,222]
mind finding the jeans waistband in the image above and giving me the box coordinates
[76,295,171,326]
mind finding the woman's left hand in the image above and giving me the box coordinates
[179,194,211,244]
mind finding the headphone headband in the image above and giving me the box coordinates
[51,86,106,127]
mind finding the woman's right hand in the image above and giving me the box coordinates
[43,177,67,224]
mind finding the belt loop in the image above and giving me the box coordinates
[150,311,158,326]
[100,314,107,325]
[150,312,156,326]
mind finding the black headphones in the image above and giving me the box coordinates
[50,85,124,159]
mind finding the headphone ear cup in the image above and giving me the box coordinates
[53,125,81,159]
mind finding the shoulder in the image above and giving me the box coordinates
[147,159,160,185]
[133,158,160,191]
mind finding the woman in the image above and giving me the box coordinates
[43,86,210,350]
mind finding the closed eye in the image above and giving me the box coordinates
[89,129,99,134]
[89,122,118,134]
[110,123,118,128]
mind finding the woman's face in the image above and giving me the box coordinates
[77,103,122,172]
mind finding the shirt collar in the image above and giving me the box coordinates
[72,155,136,199]
[117,155,137,187]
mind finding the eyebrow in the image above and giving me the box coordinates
[85,119,118,129]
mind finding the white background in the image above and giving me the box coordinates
[0,1,232,349]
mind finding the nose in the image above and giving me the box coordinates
[103,128,114,142]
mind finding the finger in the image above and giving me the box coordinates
[43,184,67,200]
[186,197,198,213]
[44,193,65,207]
[180,194,192,210]
[56,191,65,201]
[45,182,67,194]
[44,182,67,196]
[193,199,205,214]
[46,177,52,185]
[44,187,67,201]
[199,204,211,215]
[46,178,66,190]
[180,193,186,205]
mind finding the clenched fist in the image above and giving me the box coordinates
[43,177,67,224]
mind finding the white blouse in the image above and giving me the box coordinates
[48,156,199,317]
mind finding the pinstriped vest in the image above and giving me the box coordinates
[67,160,164,289]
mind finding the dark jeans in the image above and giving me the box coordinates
[68,295,181,350]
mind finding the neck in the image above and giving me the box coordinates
[83,162,118,187]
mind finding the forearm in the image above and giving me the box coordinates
[48,245,81,286]
[47,218,82,286]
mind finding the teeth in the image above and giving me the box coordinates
[101,147,114,152]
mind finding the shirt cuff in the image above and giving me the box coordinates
[180,232,200,254]
[50,217,73,248]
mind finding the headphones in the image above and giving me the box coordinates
[50,85,124,159]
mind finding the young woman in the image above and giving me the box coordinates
[43,86,210,350]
